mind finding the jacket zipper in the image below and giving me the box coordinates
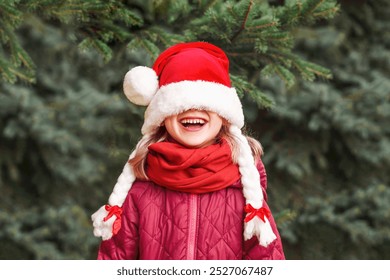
[186,194,198,260]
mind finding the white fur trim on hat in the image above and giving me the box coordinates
[123,66,159,106]
[141,80,244,135]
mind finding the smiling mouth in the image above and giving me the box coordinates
[180,118,206,129]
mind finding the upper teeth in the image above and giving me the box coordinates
[181,118,205,124]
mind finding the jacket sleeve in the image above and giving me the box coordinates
[243,159,285,260]
[97,190,139,260]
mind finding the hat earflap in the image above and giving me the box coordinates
[229,126,277,247]
[123,66,159,106]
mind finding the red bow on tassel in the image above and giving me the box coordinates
[244,204,271,223]
[103,205,123,235]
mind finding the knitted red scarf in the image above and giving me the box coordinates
[146,139,241,194]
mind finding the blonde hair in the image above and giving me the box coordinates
[129,124,263,180]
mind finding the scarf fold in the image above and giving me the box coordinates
[146,139,241,194]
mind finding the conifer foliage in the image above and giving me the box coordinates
[2,0,385,260]
[257,0,390,259]
[1,1,338,102]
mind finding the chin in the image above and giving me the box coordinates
[181,143,203,148]
[183,140,213,148]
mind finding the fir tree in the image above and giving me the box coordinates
[0,0,353,259]
[257,0,390,259]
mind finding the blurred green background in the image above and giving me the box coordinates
[0,0,389,259]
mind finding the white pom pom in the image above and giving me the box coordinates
[123,66,158,106]
[244,216,277,247]
[91,205,116,240]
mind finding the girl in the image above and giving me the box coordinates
[91,42,285,260]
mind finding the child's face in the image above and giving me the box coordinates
[164,109,223,148]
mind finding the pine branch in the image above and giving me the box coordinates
[231,74,274,108]
[79,38,113,62]
[277,0,340,27]
[231,0,253,42]
[127,37,161,61]
[246,18,279,31]
[312,6,340,19]
[301,0,326,18]
[0,0,146,84]
[0,57,17,83]
[1,0,339,89]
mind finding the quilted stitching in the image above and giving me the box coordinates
[197,187,244,259]
[136,182,188,259]
[98,180,285,260]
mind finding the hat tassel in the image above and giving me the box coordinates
[229,126,277,247]
[91,149,137,240]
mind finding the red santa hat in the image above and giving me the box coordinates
[91,42,276,247]
[124,42,244,134]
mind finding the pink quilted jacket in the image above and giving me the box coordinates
[97,161,285,260]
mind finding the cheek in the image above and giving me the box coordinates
[163,117,175,132]
[213,117,224,133]
[209,121,223,138]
